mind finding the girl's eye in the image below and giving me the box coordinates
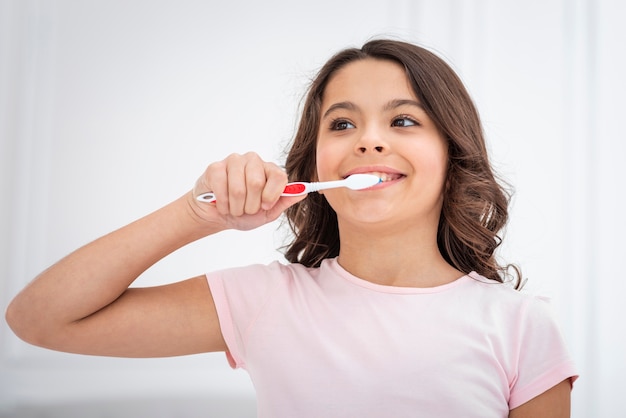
[330,119,355,131]
[391,116,418,127]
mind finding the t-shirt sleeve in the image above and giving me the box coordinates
[206,262,283,369]
[508,296,578,409]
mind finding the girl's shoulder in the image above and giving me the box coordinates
[463,271,558,318]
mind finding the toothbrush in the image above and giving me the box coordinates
[196,173,381,203]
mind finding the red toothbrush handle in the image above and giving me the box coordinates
[196,182,309,203]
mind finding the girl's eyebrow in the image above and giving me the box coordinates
[322,99,424,120]
[322,101,357,119]
[383,99,424,111]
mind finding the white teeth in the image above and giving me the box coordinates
[366,172,401,182]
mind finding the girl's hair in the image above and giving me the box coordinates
[283,39,520,287]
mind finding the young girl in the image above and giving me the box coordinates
[6,39,577,417]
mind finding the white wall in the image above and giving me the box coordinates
[1,0,624,416]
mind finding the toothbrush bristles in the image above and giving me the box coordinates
[346,173,382,190]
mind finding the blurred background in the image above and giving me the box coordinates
[0,0,624,416]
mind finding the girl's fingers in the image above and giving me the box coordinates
[205,160,229,214]
[261,164,289,210]
[242,156,268,215]
[265,194,307,220]
[204,152,288,217]
[224,154,248,216]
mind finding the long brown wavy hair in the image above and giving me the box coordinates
[283,39,520,287]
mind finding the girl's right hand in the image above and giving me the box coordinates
[189,152,306,232]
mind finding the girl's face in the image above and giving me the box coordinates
[315,58,449,230]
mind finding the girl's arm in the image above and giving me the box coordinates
[5,152,303,357]
[509,379,571,418]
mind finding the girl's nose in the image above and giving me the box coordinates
[357,145,385,153]
[355,126,388,154]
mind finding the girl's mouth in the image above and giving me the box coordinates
[365,171,405,183]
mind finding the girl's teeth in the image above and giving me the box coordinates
[369,172,400,182]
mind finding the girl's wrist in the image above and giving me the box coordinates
[177,191,229,239]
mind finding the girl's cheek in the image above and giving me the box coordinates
[315,143,337,179]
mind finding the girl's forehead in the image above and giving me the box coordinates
[321,59,418,107]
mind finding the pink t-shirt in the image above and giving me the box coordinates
[207,258,577,417]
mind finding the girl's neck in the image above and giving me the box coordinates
[336,222,463,288]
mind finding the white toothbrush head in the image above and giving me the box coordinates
[343,174,382,190]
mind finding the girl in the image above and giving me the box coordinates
[6,39,577,417]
